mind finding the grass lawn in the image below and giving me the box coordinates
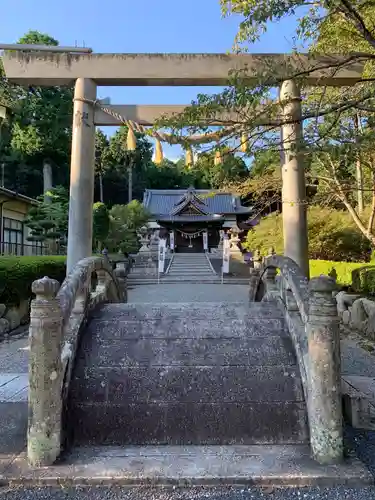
[209,254,373,289]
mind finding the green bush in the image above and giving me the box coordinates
[245,207,371,262]
[0,256,66,306]
[351,266,375,294]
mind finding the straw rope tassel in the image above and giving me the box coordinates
[154,138,164,165]
[185,146,194,168]
[214,150,223,166]
[240,132,248,153]
[127,126,137,151]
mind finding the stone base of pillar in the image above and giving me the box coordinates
[129,255,157,277]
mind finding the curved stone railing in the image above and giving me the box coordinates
[249,254,343,466]
[27,256,126,467]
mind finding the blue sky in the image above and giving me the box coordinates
[1,0,300,160]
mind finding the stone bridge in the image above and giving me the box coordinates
[17,253,373,487]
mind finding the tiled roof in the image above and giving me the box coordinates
[143,189,251,216]
[157,215,225,223]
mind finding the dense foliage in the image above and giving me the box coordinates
[245,207,372,262]
[0,256,66,306]
[0,30,249,208]
[106,200,150,254]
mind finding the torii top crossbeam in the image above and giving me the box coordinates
[2,52,364,87]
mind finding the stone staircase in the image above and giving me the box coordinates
[163,252,219,283]
[68,301,308,446]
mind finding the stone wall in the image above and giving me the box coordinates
[335,291,375,339]
[0,299,30,337]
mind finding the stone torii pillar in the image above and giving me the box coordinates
[279,80,309,278]
[66,78,97,274]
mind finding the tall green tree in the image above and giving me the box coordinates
[5,31,73,196]
[104,126,154,205]
[95,129,110,203]
[93,202,110,251]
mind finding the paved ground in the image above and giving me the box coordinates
[128,283,250,303]
[1,284,375,498]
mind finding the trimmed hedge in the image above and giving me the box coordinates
[351,265,375,294]
[0,256,66,306]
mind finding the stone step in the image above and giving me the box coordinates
[168,269,214,273]
[3,445,370,487]
[76,335,297,367]
[86,317,285,339]
[168,266,212,270]
[90,302,283,321]
[70,365,304,404]
[70,401,308,446]
[67,301,307,447]
[168,273,214,275]
[128,279,221,285]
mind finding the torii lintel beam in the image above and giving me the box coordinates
[94,105,246,126]
[2,52,364,87]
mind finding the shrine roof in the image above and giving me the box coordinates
[143,189,251,217]
[157,215,225,223]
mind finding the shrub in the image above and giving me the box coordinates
[245,207,371,262]
[0,256,66,306]
[351,266,375,295]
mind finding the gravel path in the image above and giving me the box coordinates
[1,485,375,500]
[0,332,29,373]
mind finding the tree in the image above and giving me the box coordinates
[154,1,375,248]
[192,150,248,189]
[95,130,110,203]
[105,126,154,205]
[24,186,69,247]
[93,202,110,252]
[106,200,150,254]
[6,31,73,195]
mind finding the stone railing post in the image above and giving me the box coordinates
[249,269,261,302]
[264,249,277,293]
[307,276,343,465]
[28,276,62,467]
[252,249,263,271]
[115,262,128,302]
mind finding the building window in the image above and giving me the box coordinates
[3,217,23,255]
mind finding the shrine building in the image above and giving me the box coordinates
[143,187,252,253]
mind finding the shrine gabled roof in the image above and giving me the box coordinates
[170,188,209,216]
[143,189,251,217]
[157,215,225,223]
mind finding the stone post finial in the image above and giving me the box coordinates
[268,246,276,257]
[32,276,60,298]
[306,274,343,465]
[253,249,263,270]
[28,276,63,467]
[114,263,128,302]
[264,265,277,293]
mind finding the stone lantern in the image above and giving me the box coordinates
[138,225,150,253]
[229,224,242,254]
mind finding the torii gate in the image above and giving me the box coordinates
[2,52,364,276]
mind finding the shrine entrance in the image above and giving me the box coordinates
[175,229,205,253]
[1,51,364,278]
